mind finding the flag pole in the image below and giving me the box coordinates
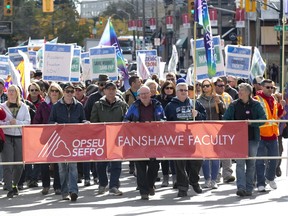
[193,20,197,121]
[282,16,286,99]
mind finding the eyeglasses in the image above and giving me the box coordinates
[216,84,225,87]
[30,89,39,92]
[202,84,211,88]
[165,87,174,90]
[265,86,274,90]
[65,90,75,94]
[178,89,188,92]
[50,89,59,93]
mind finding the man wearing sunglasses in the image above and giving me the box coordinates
[254,79,285,192]
[49,82,86,202]
[165,83,206,197]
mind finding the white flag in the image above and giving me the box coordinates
[168,45,178,73]
[8,60,22,90]
[18,50,31,98]
[249,47,266,82]
[137,53,150,80]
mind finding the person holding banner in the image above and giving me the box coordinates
[124,86,165,200]
[197,79,226,189]
[165,83,206,197]
[90,82,129,196]
[254,79,285,192]
[49,83,86,202]
[0,85,31,198]
[223,83,266,197]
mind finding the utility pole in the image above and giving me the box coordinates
[279,0,285,93]
[142,0,146,49]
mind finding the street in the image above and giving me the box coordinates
[0,139,288,216]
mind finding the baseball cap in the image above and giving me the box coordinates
[63,82,75,90]
[104,82,117,89]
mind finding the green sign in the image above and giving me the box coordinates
[274,25,288,31]
[92,58,116,74]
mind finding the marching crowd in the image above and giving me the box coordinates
[0,70,287,201]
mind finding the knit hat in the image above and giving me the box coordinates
[176,78,186,85]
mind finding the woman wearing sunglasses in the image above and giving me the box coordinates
[197,79,226,189]
[27,82,45,110]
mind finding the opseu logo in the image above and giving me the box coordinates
[38,131,105,158]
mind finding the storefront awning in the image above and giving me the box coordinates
[176,37,188,48]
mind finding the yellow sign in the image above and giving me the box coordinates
[43,0,54,13]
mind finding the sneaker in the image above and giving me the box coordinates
[216,173,221,183]
[93,178,99,185]
[12,187,19,196]
[156,176,161,182]
[7,191,14,198]
[77,177,82,183]
[41,187,49,195]
[54,189,61,195]
[236,189,246,197]
[70,193,78,201]
[17,184,24,190]
[161,175,169,187]
[177,190,188,197]
[98,186,107,194]
[266,180,277,189]
[141,194,149,200]
[84,180,91,187]
[192,184,203,194]
[258,186,266,192]
[211,180,218,189]
[62,194,70,200]
[203,179,211,188]
[109,187,123,196]
[224,176,235,183]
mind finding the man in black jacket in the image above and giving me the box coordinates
[165,83,206,197]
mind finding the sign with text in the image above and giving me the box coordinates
[8,46,29,67]
[43,44,73,82]
[136,49,158,76]
[225,45,252,79]
[89,46,117,81]
[23,122,248,163]
[191,36,225,81]
[0,55,10,79]
[70,47,81,82]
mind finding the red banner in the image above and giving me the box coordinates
[22,122,248,163]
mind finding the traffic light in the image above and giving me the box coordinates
[99,17,103,25]
[3,0,13,16]
[187,0,195,21]
[245,0,256,12]
[43,0,54,13]
[188,0,195,15]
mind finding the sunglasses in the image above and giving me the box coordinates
[202,84,211,88]
[178,89,188,92]
[50,89,59,93]
[30,89,39,92]
[265,86,274,90]
[65,90,75,94]
[217,84,225,87]
[165,87,174,90]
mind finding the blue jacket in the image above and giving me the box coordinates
[165,97,207,121]
[124,98,165,122]
[49,97,86,124]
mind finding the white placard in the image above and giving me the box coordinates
[43,44,73,82]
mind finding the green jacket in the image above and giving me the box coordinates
[90,96,129,123]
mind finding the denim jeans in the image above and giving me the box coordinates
[161,160,176,175]
[83,162,98,180]
[202,160,220,181]
[256,139,279,187]
[236,140,259,192]
[58,163,78,195]
[97,161,122,189]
